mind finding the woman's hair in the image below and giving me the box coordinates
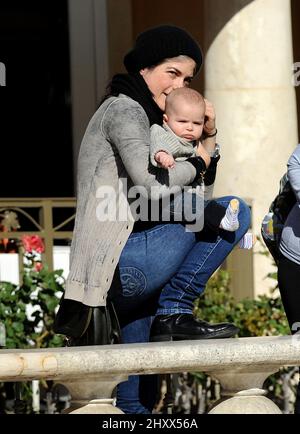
[146,55,198,75]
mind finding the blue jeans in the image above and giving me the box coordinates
[109,196,251,413]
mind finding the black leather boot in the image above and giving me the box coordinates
[54,297,121,346]
[53,298,92,339]
[66,302,121,347]
[149,313,239,342]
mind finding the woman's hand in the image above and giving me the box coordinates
[203,98,216,136]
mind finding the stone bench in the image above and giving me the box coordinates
[1,335,300,413]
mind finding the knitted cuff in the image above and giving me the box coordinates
[186,156,206,181]
[203,155,221,186]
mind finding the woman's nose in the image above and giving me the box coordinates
[173,77,185,89]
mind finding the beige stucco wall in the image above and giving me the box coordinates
[203,0,298,297]
[291,0,300,141]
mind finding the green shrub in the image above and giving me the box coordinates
[194,269,289,337]
[0,237,65,412]
[0,257,64,350]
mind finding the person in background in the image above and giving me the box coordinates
[277,144,300,414]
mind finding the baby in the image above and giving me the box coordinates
[150,88,239,233]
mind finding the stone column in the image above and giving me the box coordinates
[204,0,298,297]
[63,376,127,414]
[68,0,109,193]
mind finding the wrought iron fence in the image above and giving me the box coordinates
[0,198,76,278]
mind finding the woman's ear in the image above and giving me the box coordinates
[139,68,146,76]
[163,114,168,123]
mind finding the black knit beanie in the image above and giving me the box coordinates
[124,25,203,74]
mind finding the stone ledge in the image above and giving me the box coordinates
[0,335,299,382]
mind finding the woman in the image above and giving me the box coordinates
[277,144,300,414]
[56,25,251,413]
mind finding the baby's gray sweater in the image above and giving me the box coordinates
[150,123,196,167]
[279,144,300,264]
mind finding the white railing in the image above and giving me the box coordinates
[0,247,71,284]
[1,335,300,414]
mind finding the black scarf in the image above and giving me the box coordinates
[109,73,164,126]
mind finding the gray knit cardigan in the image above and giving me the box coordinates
[65,94,213,307]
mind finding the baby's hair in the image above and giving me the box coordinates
[165,88,205,114]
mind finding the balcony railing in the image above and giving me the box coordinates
[0,335,299,413]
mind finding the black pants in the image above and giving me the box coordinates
[278,255,300,414]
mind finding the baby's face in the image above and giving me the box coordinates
[165,101,205,141]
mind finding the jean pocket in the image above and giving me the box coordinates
[119,266,147,297]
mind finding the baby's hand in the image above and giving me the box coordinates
[155,151,175,169]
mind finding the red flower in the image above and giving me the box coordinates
[22,235,45,254]
[34,262,43,272]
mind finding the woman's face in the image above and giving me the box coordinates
[140,57,196,111]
